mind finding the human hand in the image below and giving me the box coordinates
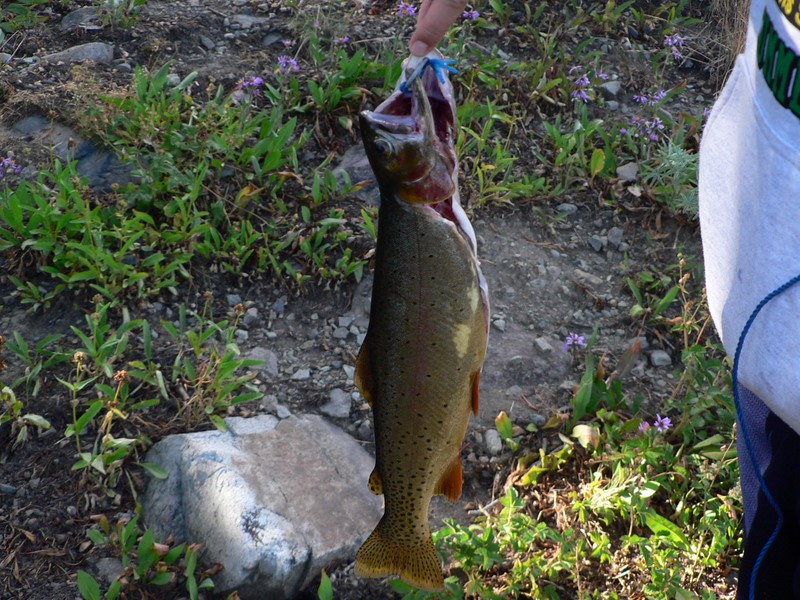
[408,0,469,56]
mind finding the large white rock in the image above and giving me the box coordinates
[141,414,381,599]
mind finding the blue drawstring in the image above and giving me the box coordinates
[732,272,800,599]
[399,57,459,94]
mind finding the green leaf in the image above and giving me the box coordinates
[73,400,104,436]
[77,570,101,600]
[21,414,51,429]
[87,529,107,545]
[150,571,174,585]
[209,414,227,432]
[642,510,690,549]
[317,569,333,600]
[494,411,513,440]
[139,462,169,479]
[106,579,122,600]
[654,285,680,316]
[572,353,595,422]
[590,147,605,177]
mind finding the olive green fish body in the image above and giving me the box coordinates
[354,51,489,591]
[355,192,487,591]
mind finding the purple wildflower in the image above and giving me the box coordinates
[664,33,686,59]
[571,88,590,103]
[633,92,649,104]
[0,157,22,179]
[276,55,300,75]
[462,8,480,19]
[397,1,416,16]
[561,332,587,352]
[649,89,667,105]
[654,414,672,432]
[336,36,350,44]
[574,73,590,88]
[703,107,711,120]
[282,39,295,47]
[639,421,651,433]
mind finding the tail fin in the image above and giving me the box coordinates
[354,522,444,591]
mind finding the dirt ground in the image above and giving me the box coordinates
[0,0,727,598]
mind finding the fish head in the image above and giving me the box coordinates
[360,50,458,204]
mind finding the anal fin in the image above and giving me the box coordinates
[434,454,463,501]
[355,337,374,407]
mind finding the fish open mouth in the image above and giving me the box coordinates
[369,53,457,157]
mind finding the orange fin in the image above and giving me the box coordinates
[368,467,383,495]
[434,454,463,501]
[470,369,481,415]
[354,521,444,591]
[354,338,374,407]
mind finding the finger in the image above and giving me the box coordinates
[408,0,468,56]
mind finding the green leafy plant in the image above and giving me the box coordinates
[78,514,214,600]
[162,301,262,431]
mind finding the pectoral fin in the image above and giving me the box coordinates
[368,467,383,495]
[355,338,374,407]
[434,454,463,501]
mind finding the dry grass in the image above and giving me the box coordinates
[710,0,750,87]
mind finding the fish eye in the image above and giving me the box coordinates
[374,137,394,158]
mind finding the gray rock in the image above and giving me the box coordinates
[226,294,242,306]
[291,368,310,381]
[574,269,603,286]
[338,315,355,328]
[357,419,372,440]
[141,415,380,599]
[333,145,379,205]
[320,388,351,418]
[0,53,12,64]
[44,42,114,64]
[199,35,216,50]
[61,7,100,29]
[247,347,279,378]
[276,404,292,419]
[598,80,622,97]
[262,394,279,412]
[650,350,672,367]
[94,557,124,584]
[243,307,259,328]
[332,327,349,340]
[534,337,554,353]
[616,162,639,182]
[231,14,270,29]
[588,235,605,252]
[484,429,503,456]
[492,318,506,333]
[556,203,578,214]
[607,227,624,249]
[235,329,249,342]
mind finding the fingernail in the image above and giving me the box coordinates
[409,41,429,56]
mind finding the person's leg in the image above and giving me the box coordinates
[736,386,800,599]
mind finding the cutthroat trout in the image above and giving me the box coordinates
[353,52,489,591]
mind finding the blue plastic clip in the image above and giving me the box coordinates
[399,57,459,94]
